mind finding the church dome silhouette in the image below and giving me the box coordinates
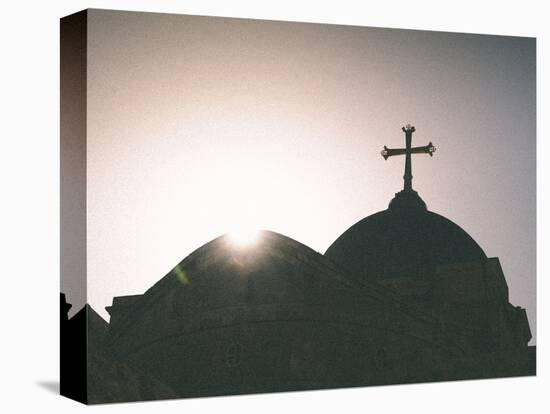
[325,189,487,284]
[92,124,533,404]
[105,229,376,352]
[326,125,486,286]
[141,229,340,306]
[105,229,454,397]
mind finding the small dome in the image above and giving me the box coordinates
[325,190,486,283]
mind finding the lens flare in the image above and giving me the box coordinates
[173,264,189,285]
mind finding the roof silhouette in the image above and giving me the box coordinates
[325,190,486,284]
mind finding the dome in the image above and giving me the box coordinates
[325,190,487,283]
[142,229,337,304]
[106,230,364,344]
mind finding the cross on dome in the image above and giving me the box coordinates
[381,124,436,191]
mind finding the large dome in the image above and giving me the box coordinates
[325,190,487,283]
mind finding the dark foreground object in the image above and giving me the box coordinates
[61,224,534,404]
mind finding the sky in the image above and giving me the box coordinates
[62,9,536,342]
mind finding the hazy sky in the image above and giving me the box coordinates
[66,10,536,342]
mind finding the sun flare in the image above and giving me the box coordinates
[227,228,261,247]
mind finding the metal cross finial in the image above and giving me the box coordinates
[381,125,436,191]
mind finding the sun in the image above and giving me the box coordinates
[227,227,260,247]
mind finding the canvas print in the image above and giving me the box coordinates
[60,9,536,404]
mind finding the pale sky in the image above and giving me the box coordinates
[63,9,536,343]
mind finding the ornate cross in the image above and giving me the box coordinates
[381,124,436,191]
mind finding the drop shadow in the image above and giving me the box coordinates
[36,380,59,395]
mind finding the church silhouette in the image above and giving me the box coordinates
[61,125,535,404]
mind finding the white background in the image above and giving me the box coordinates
[0,0,547,412]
